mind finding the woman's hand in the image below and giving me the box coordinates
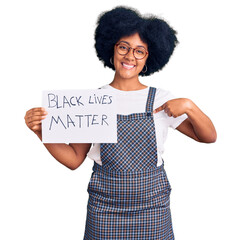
[24,107,91,170]
[24,107,48,136]
[153,98,191,117]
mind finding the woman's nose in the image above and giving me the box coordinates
[125,49,135,61]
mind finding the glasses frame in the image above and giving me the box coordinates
[115,42,148,60]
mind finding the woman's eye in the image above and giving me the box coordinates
[120,45,128,50]
[136,49,144,55]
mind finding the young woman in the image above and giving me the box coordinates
[25,6,216,239]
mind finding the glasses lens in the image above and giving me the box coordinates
[117,44,129,55]
[134,48,146,59]
[116,43,147,59]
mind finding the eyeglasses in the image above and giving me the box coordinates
[115,42,148,60]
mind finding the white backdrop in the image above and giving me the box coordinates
[1,0,240,239]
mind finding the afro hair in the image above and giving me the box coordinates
[94,6,179,76]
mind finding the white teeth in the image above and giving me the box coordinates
[122,63,135,69]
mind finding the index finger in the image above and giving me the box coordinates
[26,107,47,115]
[153,105,164,113]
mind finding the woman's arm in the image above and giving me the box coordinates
[154,98,217,143]
[37,132,91,170]
[25,108,91,170]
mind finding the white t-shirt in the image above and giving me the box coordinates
[86,84,188,166]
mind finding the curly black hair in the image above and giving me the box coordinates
[94,6,179,76]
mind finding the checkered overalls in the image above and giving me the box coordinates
[84,87,174,239]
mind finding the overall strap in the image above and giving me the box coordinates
[145,87,156,113]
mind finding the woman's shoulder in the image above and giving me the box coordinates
[153,87,177,108]
[154,87,175,99]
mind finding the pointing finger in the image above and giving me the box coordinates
[153,105,164,113]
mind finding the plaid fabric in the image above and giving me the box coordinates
[84,87,174,239]
[100,87,157,172]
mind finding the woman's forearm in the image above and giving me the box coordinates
[185,99,217,143]
[35,132,87,170]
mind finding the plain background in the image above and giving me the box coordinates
[1,0,240,239]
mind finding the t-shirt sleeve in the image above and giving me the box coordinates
[154,88,188,129]
[168,113,188,129]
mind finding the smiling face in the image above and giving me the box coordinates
[113,33,148,81]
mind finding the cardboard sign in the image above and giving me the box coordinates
[42,89,117,143]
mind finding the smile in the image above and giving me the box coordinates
[122,63,135,70]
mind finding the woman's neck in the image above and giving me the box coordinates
[110,75,147,91]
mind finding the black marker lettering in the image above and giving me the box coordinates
[109,96,112,104]
[101,114,108,126]
[85,114,92,127]
[88,94,113,104]
[91,114,99,125]
[48,93,58,108]
[76,96,84,106]
[88,96,94,104]
[102,95,108,104]
[49,116,66,130]
[96,95,102,104]
[66,114,75,128]
[75,114,83,128]
[70,96,76,106]
[63,96,71,108]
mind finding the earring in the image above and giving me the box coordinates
[110,57,114,65]
[142,65,147,73]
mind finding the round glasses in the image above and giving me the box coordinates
[115,42,148,60]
